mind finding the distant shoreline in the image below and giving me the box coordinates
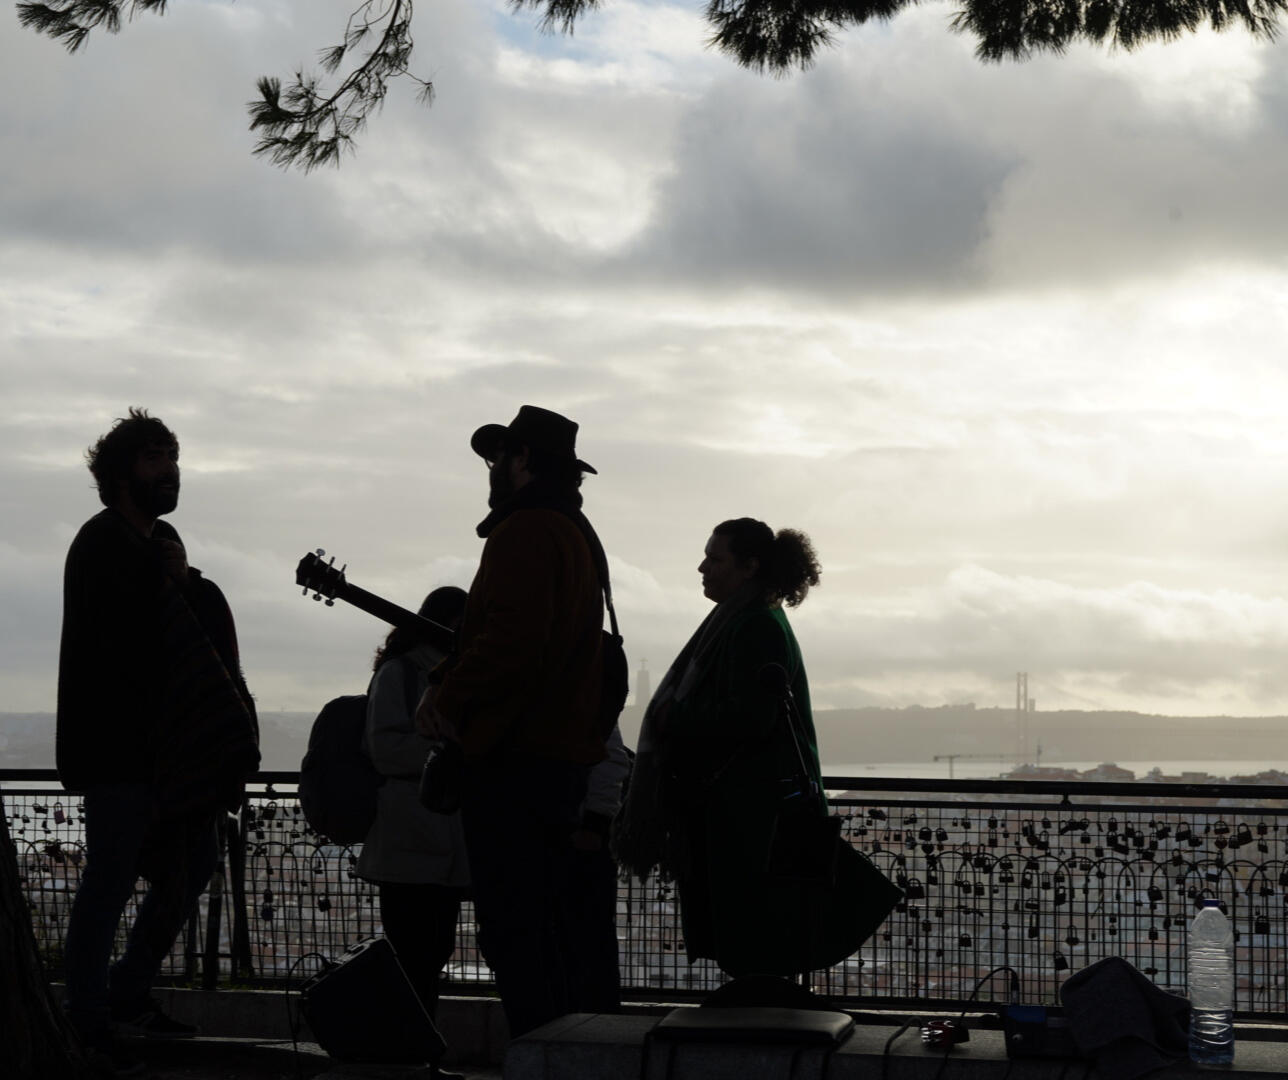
[6,708,1288,778]
[823,758,1288,781]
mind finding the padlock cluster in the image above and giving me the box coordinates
[830,796,1288,1006]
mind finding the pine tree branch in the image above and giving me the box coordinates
[512,0,1286,71]
[16,0,167,52]
[17,0,1288,165]
[510,0,602,34]
[247,0,434,171]
[952,0,1287,61]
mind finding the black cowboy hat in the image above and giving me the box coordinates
[470,406,597,474]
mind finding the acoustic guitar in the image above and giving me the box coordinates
[294,549,456,654]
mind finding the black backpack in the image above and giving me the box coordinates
[299,657,416,845]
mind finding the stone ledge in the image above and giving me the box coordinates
[53,984,511,1067]
[506,1012,1288,1080]
[62,988,1288,1078]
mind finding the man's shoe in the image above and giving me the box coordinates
[112,998,198,1039]
[84,1035,145,1078]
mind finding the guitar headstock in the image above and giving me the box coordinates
[296,549,348,606]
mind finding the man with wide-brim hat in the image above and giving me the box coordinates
[418,404,609,1038]
[468,405,597,477]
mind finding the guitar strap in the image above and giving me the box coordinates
[558,509,628,739]
[565,509,620,637]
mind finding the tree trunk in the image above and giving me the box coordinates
[0,791,86,1079]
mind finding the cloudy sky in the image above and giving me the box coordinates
[5,0,1288,734]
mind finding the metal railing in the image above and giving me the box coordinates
[6,769,1288,1017]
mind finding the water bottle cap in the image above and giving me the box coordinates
[1202,898,1222,908]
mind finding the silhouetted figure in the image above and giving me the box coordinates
[416,406,608,1038]
[615,518,835,977]
[356,585,468,1079]
[567,723,631,1013]
[58,409,258,1076]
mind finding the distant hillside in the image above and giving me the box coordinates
[4,706,1285,773]
[0,713,52,769]
[0,712,317,772]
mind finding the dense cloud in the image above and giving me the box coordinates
[5,0,1288,730]
[628,45,1016,293]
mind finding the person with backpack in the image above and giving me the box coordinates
[355,585,469,1077]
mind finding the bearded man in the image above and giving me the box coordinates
[57,408,258,1077]
[417,405,609,1038]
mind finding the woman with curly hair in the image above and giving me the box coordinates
[616,518,863,979]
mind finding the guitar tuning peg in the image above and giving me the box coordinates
[324,598,335,607]
[327,555,335,567]
[301,586,309,596]
[312,592,323,602]
[338,563,347,575]
[315,548,326,557]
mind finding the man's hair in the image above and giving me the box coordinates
[86,407,179,507]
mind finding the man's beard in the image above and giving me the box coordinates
[129,474,180,518]
[487,456,514,509]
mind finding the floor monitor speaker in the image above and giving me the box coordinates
[299,936,447,1064]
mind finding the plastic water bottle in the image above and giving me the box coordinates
[1188,899,1234,1067]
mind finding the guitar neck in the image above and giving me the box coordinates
[339,581,455,653]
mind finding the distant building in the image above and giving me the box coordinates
[634,659,651,708]
[1080,762,1135,782]
[1002,763,1079,781]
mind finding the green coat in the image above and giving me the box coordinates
[667,603,857,976]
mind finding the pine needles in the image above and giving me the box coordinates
[17,0,1288,168]
[247,0,433,171]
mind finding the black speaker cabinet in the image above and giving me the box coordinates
[299,936,447,1064]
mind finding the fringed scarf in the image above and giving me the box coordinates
[108,514,259,816]
[612,580,762,883]
[153,571,260,816]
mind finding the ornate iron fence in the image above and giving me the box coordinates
[6,770,1288,1017]
[823,778,1288,1017]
